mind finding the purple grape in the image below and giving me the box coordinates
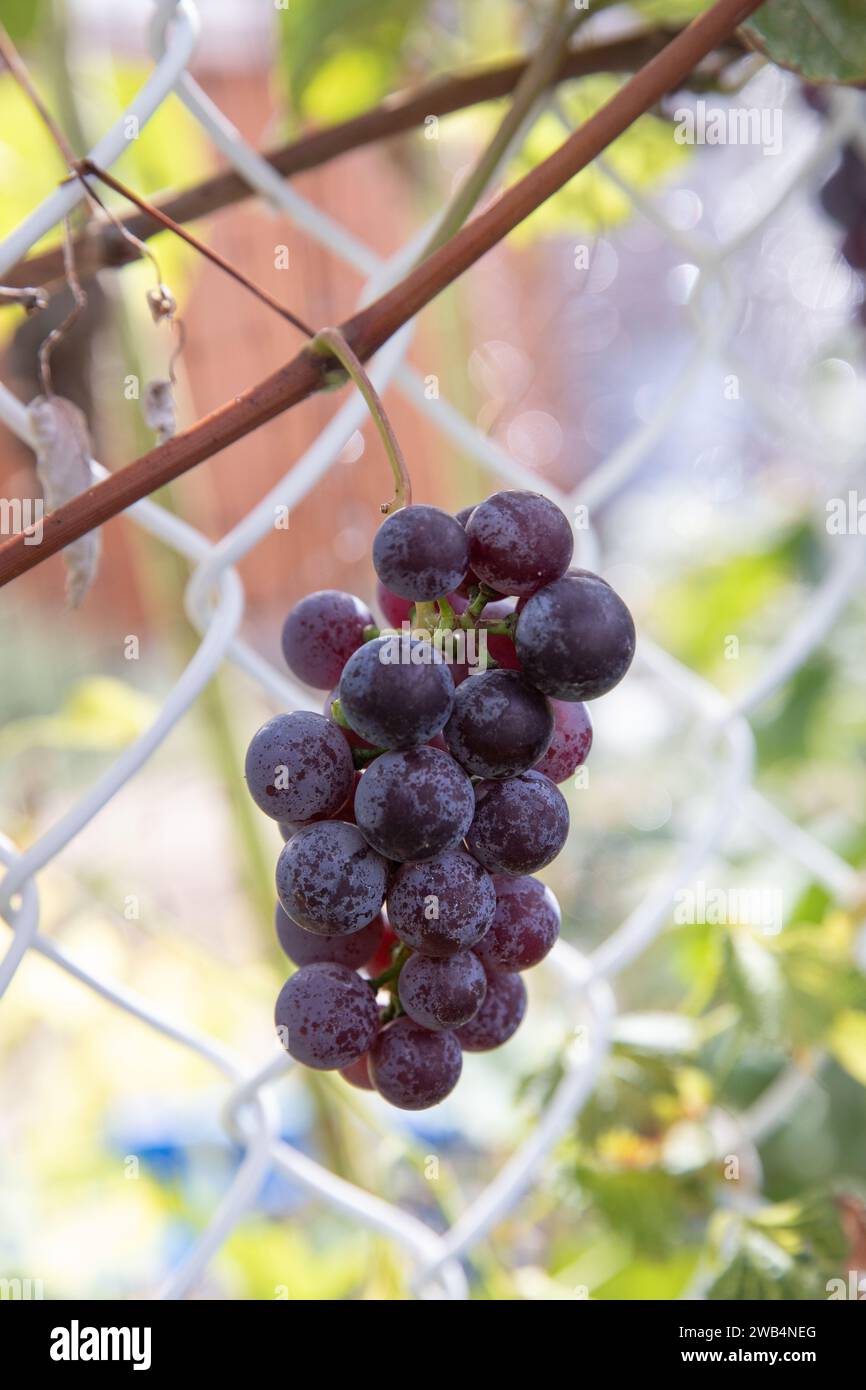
[842,222,866,271]
[281,590,374,689]
[466,771,569,876]
[465,490,573,596]
[475,875,560,972]
[515,570,635,701]
[369,1016,462,1109]
[276,821,389,935]
[444,669,553,778]
[454,504,482,597]
[274,902,384,969]
[339,1052,374,1090]
[278,770,359,840]
[338,635,455,748]
[820,146,866,228]
[354,746,474,862]
[245,711,354,823]
[397,950,487,1029]
[372,504,469,601]
[532,699,592,783]
[376,578,413,629]
[455,970,527,1051]
[387,849,496,956]
[275,962,379,1070]
[486,633,521,669]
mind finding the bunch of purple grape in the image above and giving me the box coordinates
[244,490,635,1109]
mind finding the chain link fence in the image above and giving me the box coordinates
[0,0,864,1300]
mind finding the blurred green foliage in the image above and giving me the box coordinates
[0,0,50,41]
[278,0,426,122]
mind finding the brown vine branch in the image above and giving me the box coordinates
[73,161,315,339]
[0,20,77,166]
[1,25,742,293]
[0,0,764,590]
[0,285,48,313]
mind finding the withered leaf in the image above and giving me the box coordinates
[28,394,101,607]
[142,378,176,444]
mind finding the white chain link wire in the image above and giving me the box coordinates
[1,0,864,1300]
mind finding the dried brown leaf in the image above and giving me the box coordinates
[27,394,100,606]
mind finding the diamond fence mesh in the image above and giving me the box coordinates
[0,0,864,1300]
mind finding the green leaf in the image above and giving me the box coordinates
[650,530,810,682]
[722,930,785,1042]
[0,0,49,42]
[672,920,725,1014]
[708,1235,803,1299]
[593,1248,701,1299]
[707,1193,848,1299]
[278,0,426,121]
[828,1010,866,1087]
[751,1192,848,1263]
[744,2,866,85]
[773,917,866,1047]
[575,1165,712,1259]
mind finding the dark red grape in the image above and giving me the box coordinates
[515,570,635,701]
[366,919,398,977]
[281,590,373,689]
[338,635,455,748]
[819,146,866,228]
[245,711,354,823]
[376,578,413,628]
[372,504,469,600]
[275,902,384,969]
[801,84,830,116]
[486,632,521,669]
[532,699,592,783]
[842,222,866,271]
[278,770,360,839]
[475,875,560,972]
[454,504,481,596]
[387,848,496,956]
[369,1016,462,1109]
[444,669,553,778]
[275,962,378,1070]
[354,746,474,861]
[276,821,389,935]
[339,1052,374,1090]
[455,969,527,1051]
[466,771,569,876]
[397,950,487,1029]
[465,490,573,596]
